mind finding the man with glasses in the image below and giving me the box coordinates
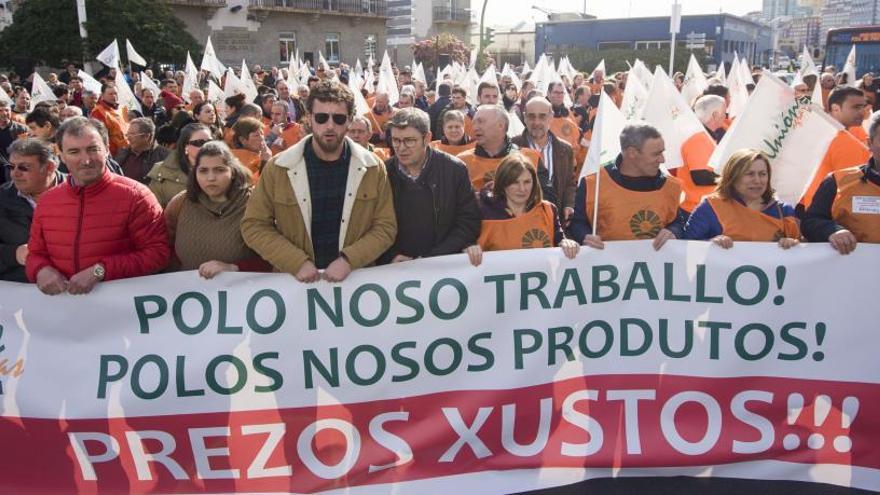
[0,100,28,175]
[380,108,480,264]
[512,97,576,223]
[0,139,63,281]
[243,80,396,283]
[115,117,169,184]
[26,117,169,295]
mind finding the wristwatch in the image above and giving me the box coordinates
[93,263,106,280]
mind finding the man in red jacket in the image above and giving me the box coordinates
[26,117,169,295]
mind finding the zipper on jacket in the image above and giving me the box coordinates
[73,188,85,273]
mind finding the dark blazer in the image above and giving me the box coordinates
[0,171,64,282]
[114,143,170,184]
[381,147,481,262]
[512,130,576,213]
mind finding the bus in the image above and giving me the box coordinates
[823,26,880,79]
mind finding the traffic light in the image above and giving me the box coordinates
[484,27,495,46]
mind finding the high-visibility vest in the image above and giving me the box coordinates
[831,166,880,243]
[477,201,556,251]
[801,129,870,207]
[678,132,717,213]
[583,166,682,240]
[457,148,541,190]
[706,196,800,241]
[430,140,475,156]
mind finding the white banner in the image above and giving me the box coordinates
[1,242,878,493]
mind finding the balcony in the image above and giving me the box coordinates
[161,0,228,6]
[432,6,471,25]
[249,0,387,17]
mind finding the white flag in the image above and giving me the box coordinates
[377,50,399,106]
[413,62,428,85]
[125,39,147,67]
[30,72,56,110]
[641,66,708,170]
[708,72,844,205]
[480,63,498,85]
[114,68,141,114]
[96,39,120,68]
[0,85,11,105]
[716,61,727,85]
[843,45,857,86]
[726,56,750,119]
[621,68,649,120]
[463,66,481,106]
[77,70,103,95]
[630,59,654,92]
[200,37,226,79]
[501,63,522,91]
[681,53,708,107]
[354,59,363,77]
[522,60,531,74]
[206,80,224,104]
[350,72,371,117]
[581,91,627,179]
[223,67,243,99]
[181,52,200,103]
[139,72,161,97]
[239,60,259,103]
[592,59,606,79]
[799,46,819,79]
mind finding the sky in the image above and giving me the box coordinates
[484,0,764,28]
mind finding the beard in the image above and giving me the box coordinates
[313,132,344,155]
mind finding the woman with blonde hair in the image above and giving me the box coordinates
[164,141,270,278]
[465,152,579,265]
[684,148,800,248]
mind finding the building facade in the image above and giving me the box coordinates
[778,15,822,55]
[386,0,471,66]
[163,0,388,68]
[535,14,773,69]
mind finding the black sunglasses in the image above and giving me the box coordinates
[187,139,209,148]
[5,163,31,173]
[313,112,348,125]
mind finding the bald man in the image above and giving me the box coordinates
[512,97,575,221]
[457,105,555,205]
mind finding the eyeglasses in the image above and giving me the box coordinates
[187,139,209,148]
[126,132,146,139]
[391,137,421,148]
[313,112,348,125]
[5,163,32,173]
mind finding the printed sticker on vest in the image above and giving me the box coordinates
[522,228,552,248]
[852,195,880,215]
[629,209,663,239]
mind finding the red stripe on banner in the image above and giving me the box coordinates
[1,374,877,493]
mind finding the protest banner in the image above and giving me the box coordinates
[0,242,878,493]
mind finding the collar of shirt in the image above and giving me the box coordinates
[396,149,431,182]
[527,133,554,179]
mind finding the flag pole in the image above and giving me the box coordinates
[591,164,601,239]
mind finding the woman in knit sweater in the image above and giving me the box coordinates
[164,141,270,278]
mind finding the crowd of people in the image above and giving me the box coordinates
[0,56,877,294]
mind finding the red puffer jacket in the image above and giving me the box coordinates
[26,169,170,281]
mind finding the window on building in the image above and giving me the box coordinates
[325,33,340,63]
[279,32,296,63]
[364,34,377,60]
[634,41,669,50]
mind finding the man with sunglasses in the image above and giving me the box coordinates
[243,80,396,283]
[26,117,169,295]
[0,139,63,282]
[380,108,480,264]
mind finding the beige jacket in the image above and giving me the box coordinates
[241,135,396,274]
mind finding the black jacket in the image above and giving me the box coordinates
[0,171,65,282]
[381,147,481,262]
[428,95,452,136]
[114,143,170,184]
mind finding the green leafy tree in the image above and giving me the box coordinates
[0,0,200,71]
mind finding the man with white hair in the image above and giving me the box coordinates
[674,94,725,213]
[456,104,553,203]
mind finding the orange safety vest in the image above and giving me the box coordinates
[849,125,868,145]
[231,148,262,180]
[464,115,475,140]
[678,132,717,213]
[801,129,871,207]
[584,166,682,240]
[478,201,556,251]
[457,148,541,190]
[706,196,800,241]
[366,108,393,139]
[550,115,582,162]
[430,140,475,156]
[372,147,390,162]
[90,102,129,157]
[269,123,303,154]
[830,167,880,243]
